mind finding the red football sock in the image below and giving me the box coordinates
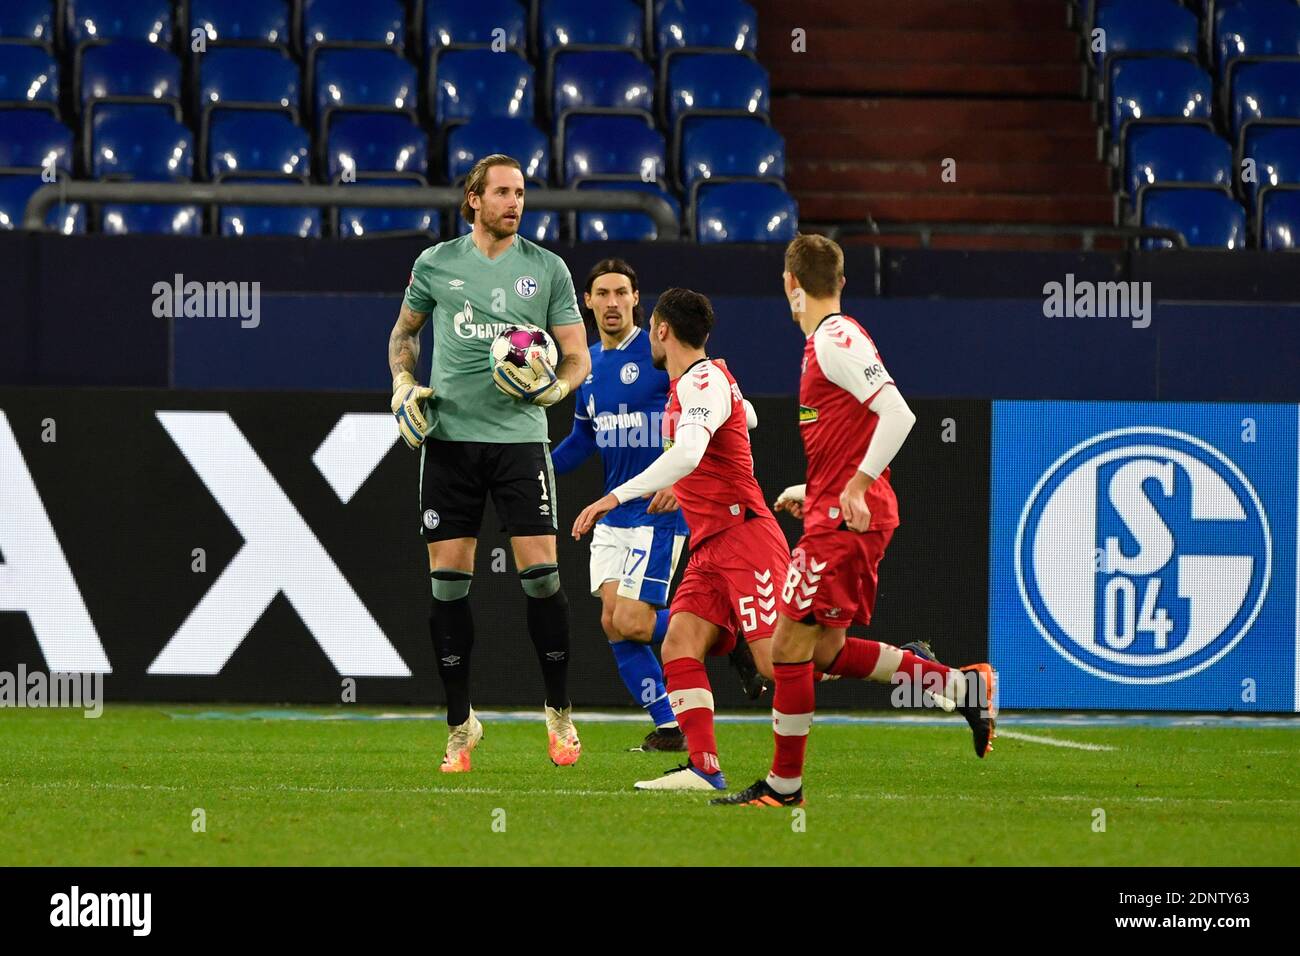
[827,638,958,689]
[826,637,883,679]
[663,657,720,774]
[769,661,815,791]
[898,648,956,685]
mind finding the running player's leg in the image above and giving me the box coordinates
[792,529,996,756]
[608,523,679,744]
[591,526,665,731]
[712,613,819,806]
[599,581,680,747]
[634,610,728,791]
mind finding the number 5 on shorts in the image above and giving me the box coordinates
[738,595,757,632]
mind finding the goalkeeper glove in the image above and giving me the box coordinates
[391,371,435,449]
[493,353,571,406]
[527,354,571,406]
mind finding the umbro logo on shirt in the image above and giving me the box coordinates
[448,279,464,288]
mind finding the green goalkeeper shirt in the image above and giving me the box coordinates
[403,234,583,443]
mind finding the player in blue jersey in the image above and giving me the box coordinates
[552,259,764,752]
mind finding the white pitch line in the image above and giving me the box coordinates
[998,730,1114,751]
[9,780,1300,805]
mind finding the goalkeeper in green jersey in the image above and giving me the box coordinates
[387,155,592,772]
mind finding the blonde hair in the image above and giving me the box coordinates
[462,154,523,223]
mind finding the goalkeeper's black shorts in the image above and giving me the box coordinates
[418,438,558,541]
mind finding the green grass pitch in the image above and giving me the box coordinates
[1,705,1297,866]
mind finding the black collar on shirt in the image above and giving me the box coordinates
[813,312,844,335]
[678,356,711,378]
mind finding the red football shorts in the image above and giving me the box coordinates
[778,527,895,628]
[670,516,791,655]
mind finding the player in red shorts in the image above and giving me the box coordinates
[713,235,996,808]
[572,288,790,792]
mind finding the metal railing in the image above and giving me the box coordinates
[22,182,681,240]
[819,220,1189,250]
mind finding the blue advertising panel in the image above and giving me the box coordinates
[991,402,1298,711]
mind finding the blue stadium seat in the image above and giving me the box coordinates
[446,118,549,181]
[656,0,757,58]
[341,180,439,238]
[1215,0,1300,73]
[666,53,769,126]
[66,0,173,49]
[303,0,405,50]
[1230,60,1300,139]
[221,204,322,237]
[91,108,193,180]
[1140,186,1247,248]
[680,117,785,192]
[1259,186,1300,249]
[0,175,83,231]
[0,110,72,172]
[0,42,59,108]
[79,41,182,115]
[190,0,292,48]
[312,48,417,134]
[1109,57,1212,142]
[1095,0,1198,67]
[0,108,76,228]
[207,111,310,181]
[0,1,54,45]
[575,180,680,241]
[198,47,300,119]
[457,209,557,241]
[695,181,797,243]
[325,113,429,181]
[433,49,534,127]
[540,0,643,56]
[423,0,526,53]
[100,204,203,235]
[563,115,665,185]
[1241,123,1300,211]
[1122,123,1232,201]
[552,50,653,121]
[219,177,321,237]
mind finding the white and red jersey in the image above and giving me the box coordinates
[663,358,773,547]
[799,313,900,534]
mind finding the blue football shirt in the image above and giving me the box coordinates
[552,325,689,534]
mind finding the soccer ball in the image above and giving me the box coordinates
[490,325,559,399]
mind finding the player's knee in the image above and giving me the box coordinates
[430,569,473,602]
[611,601,653,643]
[519,563,561,599]
[661,627,703,662]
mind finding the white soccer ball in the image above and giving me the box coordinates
[490,325,559,397]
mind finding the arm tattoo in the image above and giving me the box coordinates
[388,304,428,381]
